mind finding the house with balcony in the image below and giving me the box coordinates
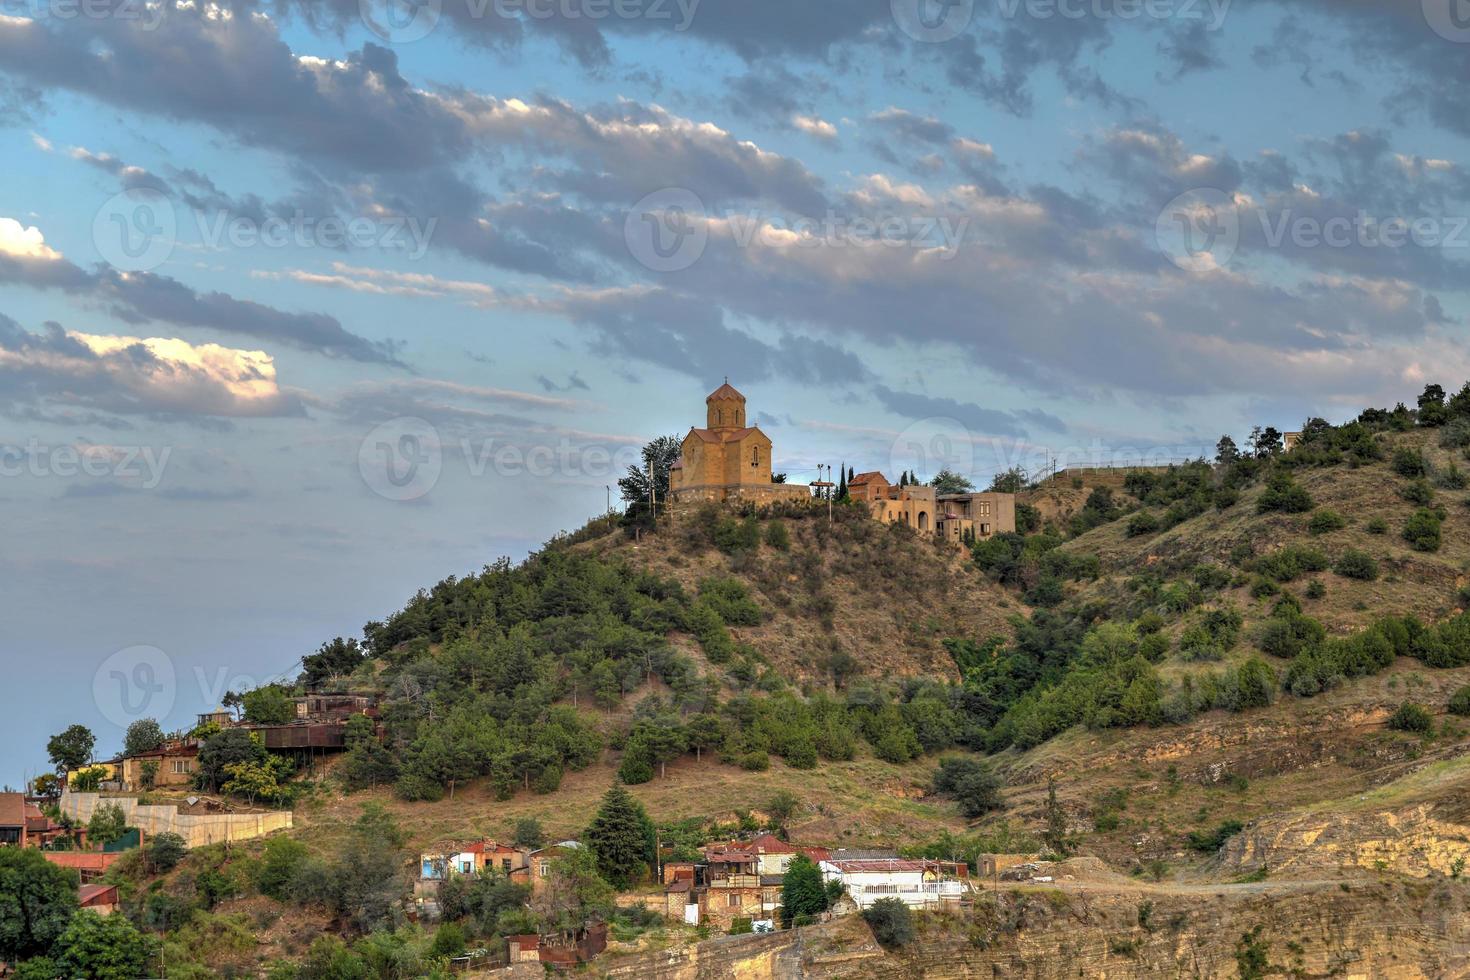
[818,858,969,910]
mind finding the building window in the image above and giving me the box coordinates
[538,861,550,878]
[727,893,740,907]
[751,447,759,467]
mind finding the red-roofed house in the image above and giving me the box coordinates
[0,792,28,847]
[78,884,119,915]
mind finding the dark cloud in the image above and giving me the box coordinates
[872,385,1034,439]
[0,245,403,364]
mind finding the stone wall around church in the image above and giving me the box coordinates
[671,483,812,506]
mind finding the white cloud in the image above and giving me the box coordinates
[0,218,61,261]
[792,114,838,141]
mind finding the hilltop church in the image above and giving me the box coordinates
[668,382,812,506]
[667,381,1015,543]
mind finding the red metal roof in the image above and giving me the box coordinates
[78,884,118,906]
[824,859,935,873]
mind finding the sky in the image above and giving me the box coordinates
[1,0,1469,785]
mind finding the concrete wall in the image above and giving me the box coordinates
[61,791,291,847]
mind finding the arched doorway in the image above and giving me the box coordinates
[918,511,930,532]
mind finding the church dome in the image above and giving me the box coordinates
[706,381,745,403]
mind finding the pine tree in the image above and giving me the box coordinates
[584,784,654,889]
[780,854,826,927]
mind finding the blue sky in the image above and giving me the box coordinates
[2,0,1469,784]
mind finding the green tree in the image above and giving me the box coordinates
[779,855,826,927]
[931,757,1004,819]
[930,469,975,495]
[862,897,915,947]
[766,790,800,830]
[146,832,187,873]
[123,718,165,758]
[86,802,127,847]
[139,760,160,791]
[47,725,95,773]
[684,714,726,761]
[1215,435,1240,465]
[53,910,155,980]
[618,434,681,528]
[301,637,367,689]
[0,848,79,962]
[196,729,266,792]
[243,685,294,725]
[257,837,311,901]
[584,785,654,889]
[988,467,1028,493]
[513,818,546,851]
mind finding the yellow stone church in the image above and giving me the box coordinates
[668,382,812,505]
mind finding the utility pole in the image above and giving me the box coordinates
[811,464,834,524]
[605,485,611,515]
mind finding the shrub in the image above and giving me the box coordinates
[1449,686,1470,717]
[1388,702,1434,734]
[1127,511,1160,537]
[1365,517,1388,534]
[1403,509,1443,552]
[862,897,915,947]
[1254,545,1328,582]
[1256,610,1325,659]
[1392,447,1427,478]
[1304,579,1326,600]
[1187,819,1244,852]
[931,757,1005,818]
[1307,509,1347,534]
[764,521,791,551]
[1399,479,1435,506]
[1257,472,1314,514]
[1333,549,1379,581]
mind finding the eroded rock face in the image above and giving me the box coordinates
[1220,801,1470,879]
[593,883,1470,979]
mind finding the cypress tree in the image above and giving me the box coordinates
[585,784,654,889]
[780,854,826,927]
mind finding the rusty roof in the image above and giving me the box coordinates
[0,792,25,827]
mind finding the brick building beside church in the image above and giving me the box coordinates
[668,382,811,506]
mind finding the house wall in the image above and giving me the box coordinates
[704,885,764,928]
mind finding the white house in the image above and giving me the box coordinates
[819,858,968,910]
